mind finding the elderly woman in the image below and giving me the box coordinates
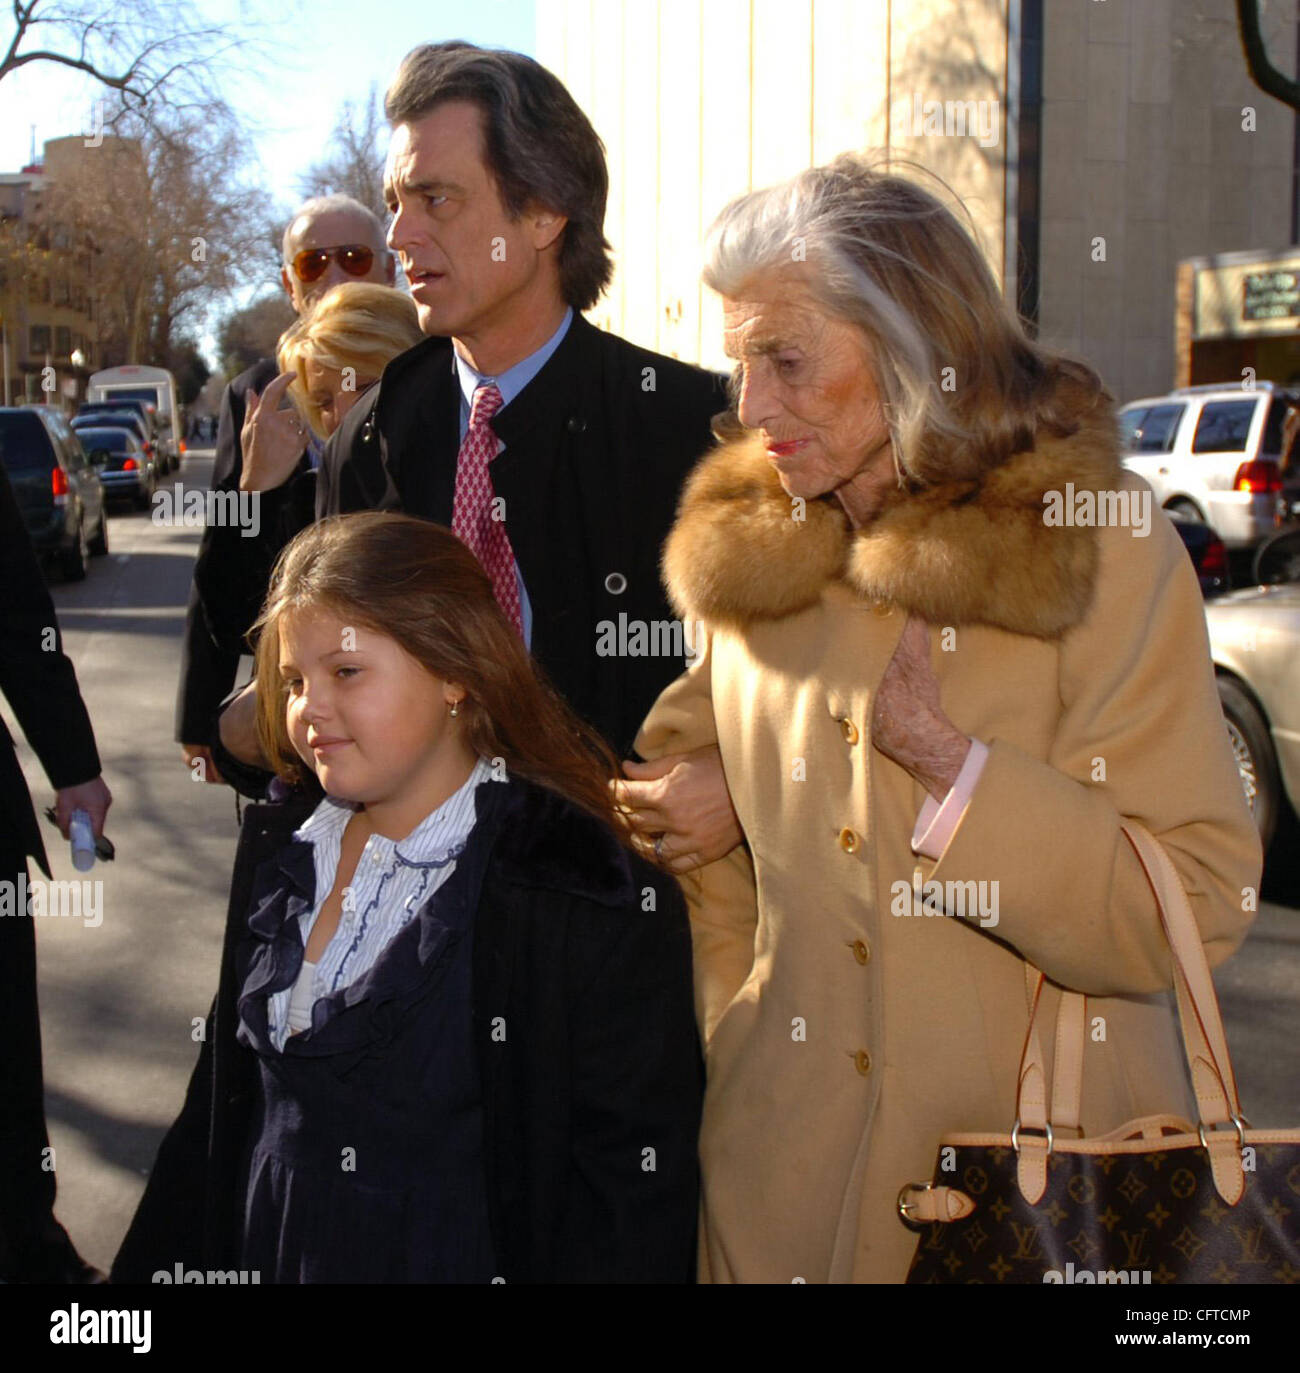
[275,281,422,439]
[632,155,1261,1283]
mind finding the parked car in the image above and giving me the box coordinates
[0,406,108,579]
[1119,381,1298,549]
[76,400,170,472]
[73,409,152,450]
[1172,516,1230,597]
[1205,573,1300,850]
[87,365,180,470]
[78,426,156,509]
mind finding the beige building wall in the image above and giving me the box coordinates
[539,0,1299,400]
[1039,0,1296,402]
[537,0,1010,374]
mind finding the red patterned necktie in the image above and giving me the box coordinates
[450,382,524,636]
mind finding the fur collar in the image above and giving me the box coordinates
[663,387,1122,640]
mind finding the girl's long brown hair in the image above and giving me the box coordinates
[251,511,632,846]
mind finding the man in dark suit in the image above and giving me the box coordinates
[229,43,727,761]
[175,195,395,781]
[0,462,111,1282]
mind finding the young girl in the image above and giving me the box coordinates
[113,512,703,1284]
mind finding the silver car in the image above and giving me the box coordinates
[1206,572,1300,849]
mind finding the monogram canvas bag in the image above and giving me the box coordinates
[900,822,1300,1284]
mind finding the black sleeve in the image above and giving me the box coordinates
[177,363,311,744]
[0,463,100,789]
[555,865,704,1282]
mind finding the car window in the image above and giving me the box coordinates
[1191,399,1257,453]
[77,428,130,452]
[0,412,55,473]
[1117,407,1148,450]
[1261,395,1297,456]
[1132,403,1185,453]
[62,431,87,470]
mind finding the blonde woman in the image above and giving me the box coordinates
[277,282,423,439]
[632,154,1261,1283]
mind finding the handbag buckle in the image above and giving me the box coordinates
[897,1181,934,1229]
[1010,1118,1054,1154]
[1197,1114,1247,1153]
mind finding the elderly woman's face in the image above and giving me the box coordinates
[723,273,893,515]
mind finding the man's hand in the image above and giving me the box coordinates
[217,681,268,769]
[53,776,112,839]
[871,614,970,800]
[180,744,225,785]
[239,373,307,493]
[613,743,742,874]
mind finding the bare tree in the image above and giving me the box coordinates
[0,0,240,117]
[40,103,277,367]
[297,85,388,224]
[217,292,296,380]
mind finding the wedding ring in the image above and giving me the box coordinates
[653,834,665,861]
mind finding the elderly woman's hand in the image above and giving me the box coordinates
[614,744,743,873]
[240,373,307,493]
[871,615,971,800]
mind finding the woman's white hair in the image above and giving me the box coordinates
[704,154,1074,483]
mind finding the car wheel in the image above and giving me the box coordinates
[88,505,109,556]
[134,477,152,511]
[61,516,89,582]
[1217,675,1280,850]
[1166,498,1205,524]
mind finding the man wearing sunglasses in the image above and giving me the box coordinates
[175,195,394,782]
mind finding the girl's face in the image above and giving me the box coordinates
[278,607,475,837]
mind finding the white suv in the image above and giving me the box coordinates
[1118,382,1297,549]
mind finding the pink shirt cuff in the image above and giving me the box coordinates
[910,738,989,860]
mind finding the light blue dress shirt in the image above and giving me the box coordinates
[453,306,574,648]
[267,756,494,1052]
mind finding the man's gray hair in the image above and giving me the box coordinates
[385,42,612,311]
[282,194,388,265]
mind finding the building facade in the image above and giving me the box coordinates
[536,0,1298,402]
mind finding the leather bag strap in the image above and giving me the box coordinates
[1013,822,1247,1203]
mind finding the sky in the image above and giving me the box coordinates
[0,0,538,361]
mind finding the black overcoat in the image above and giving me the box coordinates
[110,774,704,1284]
[0,462,101,877]
[307,314,726,758]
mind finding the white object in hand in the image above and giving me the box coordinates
[69,809,95,872]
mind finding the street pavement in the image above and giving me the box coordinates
[7,450,1300,1273]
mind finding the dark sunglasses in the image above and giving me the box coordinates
[292,244,375,284]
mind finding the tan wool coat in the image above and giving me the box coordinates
[635,380,1262,1284]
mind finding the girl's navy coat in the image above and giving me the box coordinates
[111,774,704,1284]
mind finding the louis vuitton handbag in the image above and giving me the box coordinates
[899,822,1300,1284]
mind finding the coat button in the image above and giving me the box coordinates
[840,717,860,745]
[838,827,860,854]
[565,415,587,434]
[850,938,871,965]
[854,1049,873,1076]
